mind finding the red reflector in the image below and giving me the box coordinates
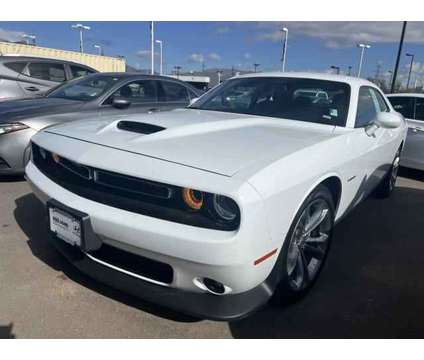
[254,248,278,266]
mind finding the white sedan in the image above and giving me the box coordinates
[25,72,407,320]
[387,93,424,171]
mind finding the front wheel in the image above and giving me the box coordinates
[274,184,335,304]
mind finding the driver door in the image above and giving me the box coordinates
[100,80,159,115]
[349,87,398,200]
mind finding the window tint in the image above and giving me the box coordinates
[28,62,66,82]
[388,96,415,119]
[70,65,94,79]
[356,87,379,127]
[160,81,189,102]
[109,80,157,103]
[191,77,351,126]
[4,62,26,74]
[415,98,424,121]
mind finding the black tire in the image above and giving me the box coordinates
[273,184,335,305]
[374,148,401,199]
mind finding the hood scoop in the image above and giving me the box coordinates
[117,121,166,135]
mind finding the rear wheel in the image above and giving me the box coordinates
[274,185,335,304]
[374,149,401,199]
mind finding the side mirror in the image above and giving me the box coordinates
[112,98,131,109]
[374,111,402,129]
[189,97,199,106]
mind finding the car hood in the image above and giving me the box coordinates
[0,97,84,124]
[44,108,337,177]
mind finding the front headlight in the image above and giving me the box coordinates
[0,123,29,135]
[182,187,240,227]
[211,194,238,221]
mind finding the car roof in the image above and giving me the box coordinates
[0,55,97,70]
[233,71,378,87]
[387,93,424,98]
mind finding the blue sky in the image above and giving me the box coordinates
[1,21,424,84]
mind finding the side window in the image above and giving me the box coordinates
[108,80,157,103]
[27,62,66,82]
[371,88,389,112]
[414,98,424,121]
[70,65,94,79]
[355,87,379,127]
[160,81,189,102]
[388,96,415,119]
[4,62,27,74]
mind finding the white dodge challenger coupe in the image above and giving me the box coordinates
[25,73,407,320]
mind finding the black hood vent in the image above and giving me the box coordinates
[117,121,166,135]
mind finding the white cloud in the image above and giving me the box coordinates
[255,22,424,48]
[244,52,251,59]
[0,28,25,42]
[188,53,205,63]
[208,52,221,61]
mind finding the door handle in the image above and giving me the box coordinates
[147,108,160,113]
[25,86,40,92]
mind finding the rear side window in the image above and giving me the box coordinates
[4,62,27,74]
[27,62,66,82]
[159,81,189,102]
[388,96,415,119]
[70,65,95,79]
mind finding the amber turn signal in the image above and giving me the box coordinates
[182,188,204,210]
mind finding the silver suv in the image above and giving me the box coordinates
[0,56,97,100]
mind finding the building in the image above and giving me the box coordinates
[0,42,125,72]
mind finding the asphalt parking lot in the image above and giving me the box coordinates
[1,169,424,338]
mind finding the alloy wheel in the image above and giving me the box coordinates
[286,198,332,291]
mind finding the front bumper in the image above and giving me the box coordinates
[0,128,36,174]
[49,234,274,321]
[26,160,280,320]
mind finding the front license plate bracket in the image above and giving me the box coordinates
[46,198,102,252]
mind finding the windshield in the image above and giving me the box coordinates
[190,77,351,126]
[48,75,121,101]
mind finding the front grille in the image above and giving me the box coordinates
[88,243,173,284]
[31,142,238,230]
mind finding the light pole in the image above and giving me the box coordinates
[174,65,181,78]
[23,34,36,46]
[71,24,90,53]
[150,21,155,75]
[155,40,163,75]
[217,70,223,84]
[391,22,407,93]
[406,52,415,90]
[281,27,288,72]
[93,44,103,55]
[253,63,260,73]
[357,43,371,78]
[330,65,340,74]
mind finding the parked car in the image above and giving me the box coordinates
[387,93,424,171]
[26,73,406,320]
[0,56,97,100]
[0,72,201,175]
